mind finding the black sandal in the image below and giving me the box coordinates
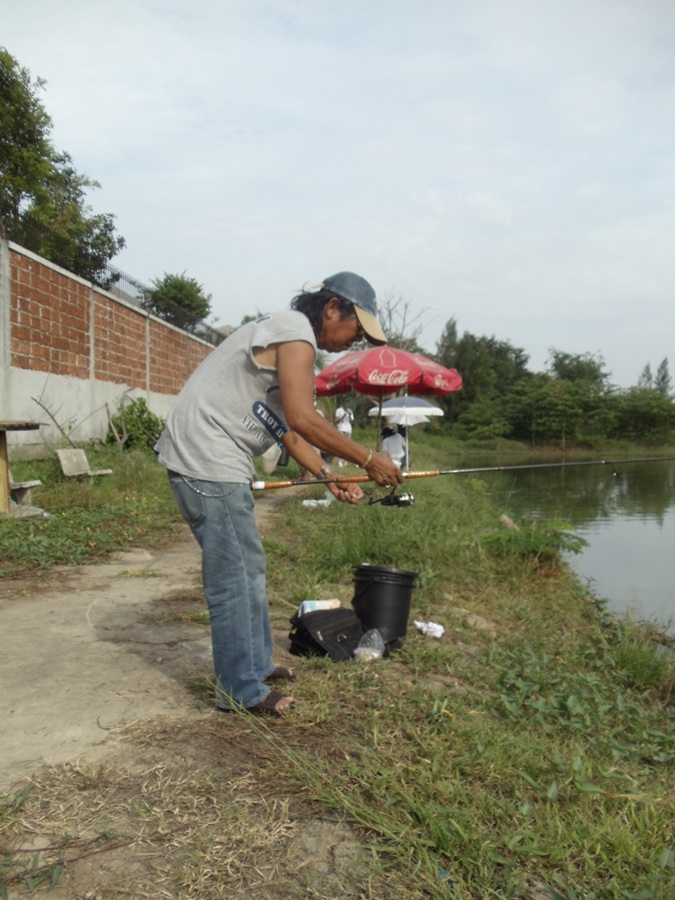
[265,666,296,682]
[248,690,295,717]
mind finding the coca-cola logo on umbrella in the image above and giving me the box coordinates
[315,346,462,398]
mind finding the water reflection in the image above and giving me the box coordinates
[456,457,675,633]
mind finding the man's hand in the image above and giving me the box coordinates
[327,480,364,504]
[364,451,405,487]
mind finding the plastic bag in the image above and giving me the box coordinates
[353,628,386,661]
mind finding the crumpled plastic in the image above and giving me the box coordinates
[302,491,336,509]
[414,620,445,639]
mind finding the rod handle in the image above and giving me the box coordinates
[251,475,372,490]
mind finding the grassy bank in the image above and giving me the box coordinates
[1,440,674,897]
[262,439,674,898]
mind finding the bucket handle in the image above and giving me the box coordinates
[351,575,416,606]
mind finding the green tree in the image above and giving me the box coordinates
[0,48,124,281]
[0,48,52,230]
[454,396,511,441]
[536,379,588,449]
[436,317,459,364]
[142,272,212,332]
[637,363,653,390]
[436,323,531,423]
[541,349,616,446]
[16,152,125,283]
[504,373,548,446]
[635,357,671,398]
[547,349,609,388]
[654,357,672,397]
[610,388,675,445]
[434,318,462,419]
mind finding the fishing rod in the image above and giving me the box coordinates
[251,455,675,492]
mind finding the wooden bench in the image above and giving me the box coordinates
[9,471,43,506]
[0,421,43,515]
[56,448,113,478]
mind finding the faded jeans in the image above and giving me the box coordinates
[167,472,275,709]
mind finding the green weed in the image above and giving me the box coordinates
[480,519,589,560]
[606,620,675,698]
[0,448,182,575]
[107,396,165,450]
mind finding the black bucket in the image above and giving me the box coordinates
[351,564,418,645]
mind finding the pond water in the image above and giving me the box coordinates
[454,456,675,635]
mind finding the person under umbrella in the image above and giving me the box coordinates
[334,402,355,467]
[382,425,406,468]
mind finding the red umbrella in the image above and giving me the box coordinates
[315,346,462,397]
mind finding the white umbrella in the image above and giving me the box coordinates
[368,397,444,468]
[387,412,430,427]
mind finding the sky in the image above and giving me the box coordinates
[4,0,675,387]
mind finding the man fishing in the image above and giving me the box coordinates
[155,272,403,717]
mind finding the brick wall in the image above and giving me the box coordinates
[10,251,92,378]
[93,292,149,387]
[1,241,215,452]
[149,316,209,395]
[7,242,212,394]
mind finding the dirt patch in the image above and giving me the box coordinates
[1,490,384,899]
[0,532,208,790]
[3,715,374,899]
[0,491,305,791]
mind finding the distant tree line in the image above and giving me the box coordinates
[433,318,674,447]
[335,298,674,449]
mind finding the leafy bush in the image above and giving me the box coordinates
[481,520,588,561]
[107,398,164,451]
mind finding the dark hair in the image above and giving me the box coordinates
[290,288,356,337]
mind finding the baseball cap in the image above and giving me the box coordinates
[321,271,387,345]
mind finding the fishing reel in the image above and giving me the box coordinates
[369,487,415,507]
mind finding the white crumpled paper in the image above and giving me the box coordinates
[302,491,336,509]
[414,620,445,639]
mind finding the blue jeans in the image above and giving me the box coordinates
[167,472,275,710]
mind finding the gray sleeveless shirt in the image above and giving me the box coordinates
[155,310,317,482]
